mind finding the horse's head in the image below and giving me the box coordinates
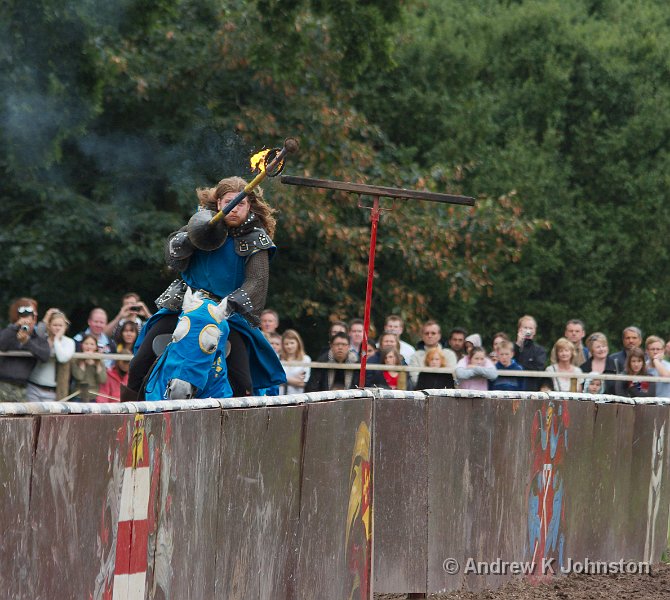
[161,289,230,396]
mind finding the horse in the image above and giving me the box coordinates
[143,289,233,400]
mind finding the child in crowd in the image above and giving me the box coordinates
[464,333,483,358]
[585,378,604,394]
[380,348,411,391]
[416,347,455,390]
[96,351,131,402]
[489,340,524,392]
[614,347,656,398]
[267,332,282,356]
[646,336,670,398]
[72,334,107,401]
[455,346,497,390]
[539,379,554,393]
[366,347,412,390]
[546,337,583,392]
[489,332,510,363]
[280,329,311,395]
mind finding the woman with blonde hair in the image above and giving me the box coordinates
[26,308,76,401]
[280,329,311,395]
[545,337,583,392]
[580,332,617,394]
[127,175,285,400]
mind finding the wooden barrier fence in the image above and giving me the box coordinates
[0,389,669,598]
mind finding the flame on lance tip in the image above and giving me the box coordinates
[250,149,270,172]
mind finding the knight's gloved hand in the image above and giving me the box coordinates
[226,290,260,327]
[169,231,194,259]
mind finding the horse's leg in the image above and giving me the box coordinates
[128,313,179,393]
[226,329,253,397]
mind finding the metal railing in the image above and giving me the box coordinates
[2,352,669,386]
[284,360,670,385]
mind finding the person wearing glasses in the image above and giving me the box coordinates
[408,320,457,386]
[0,298,50,402]
[305,332,360,392]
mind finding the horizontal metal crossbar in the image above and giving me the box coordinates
[281,175,475,206]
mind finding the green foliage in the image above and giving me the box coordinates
[254,0,401,83]
[356,0,670,345]
[2,0,668,354]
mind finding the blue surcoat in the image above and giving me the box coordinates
[182,237,246,299]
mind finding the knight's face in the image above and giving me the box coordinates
[218,192,250,227]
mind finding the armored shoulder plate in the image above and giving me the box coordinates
[234,227,275,257]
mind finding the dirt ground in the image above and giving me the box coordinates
[375,562,670,599]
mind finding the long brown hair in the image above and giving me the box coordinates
[196,176,277,237]
[280,329,306,361]
[625,347,648,375]
[381,348,402,367]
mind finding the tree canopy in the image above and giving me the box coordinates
[2,0,669,351]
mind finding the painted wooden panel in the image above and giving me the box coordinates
[215,405,304,600]
[373,396,428,594]
[0,417,36,599]
[295,398,373,600]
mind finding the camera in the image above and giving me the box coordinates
[130,305,142,311]
[20,325,30,332]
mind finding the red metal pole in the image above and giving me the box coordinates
[359,196,381,388]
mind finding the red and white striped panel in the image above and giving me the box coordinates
[113,415,151,600]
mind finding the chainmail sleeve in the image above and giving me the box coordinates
[226,250,270,327]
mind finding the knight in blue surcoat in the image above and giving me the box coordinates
[125,176,286,400]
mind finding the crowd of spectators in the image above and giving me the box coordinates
[1,296,669,402]
[268,312,670,398]
[0,294,149,402]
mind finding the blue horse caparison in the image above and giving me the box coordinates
[143,290,233,400]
